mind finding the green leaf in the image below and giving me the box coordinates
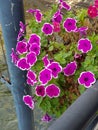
[54,52,66,64]
[36,96,43,107]
[40,98,51,112]
[49,45,54,51]
[79,85,86,94]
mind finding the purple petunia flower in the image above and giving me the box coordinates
[49,59,54,64]
[27,78,34,86]
[16,41,28,54]
[27,70,37,83]
[61,1,71,10]
[17,31,24,41]
[26,52,37,66]
[52,14,63,23]
[17,58,30,70]
[42,55,50,67]
[45,84,60,98]
[58,0,63,3]
[77,38,92,53]
[63,61,77,76]
[48,62,62,78]
[28,34,41,45]
[35,85,46,97]
[39,68,52,85]
[53,10,61,18]
[23,95,34,109]
[78,71,96,88]
[63,18,77,32]
[74,26,88,37]
[34,11,42,23]
[41,113,52,123]
[74,26,88,33]
[74,53,82,60]
[27,9,42,23]
[11,48,19,64]
[29,43,40,56]
[17,21,27,41]
[41,23,53,35]
[26,9,37,14]
[19,21,27,33]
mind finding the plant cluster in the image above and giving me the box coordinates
[11,0,98,122]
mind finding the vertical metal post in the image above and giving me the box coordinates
[0,0,35,130]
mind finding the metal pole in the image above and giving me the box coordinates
[0,0,35,130]
[48,81,98,130]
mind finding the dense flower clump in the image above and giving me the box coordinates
[11,0,98,122]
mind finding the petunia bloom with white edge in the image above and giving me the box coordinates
[39,68,52,85]
[63,61,77,76]
[41,23,54,35]
[23,95,35,109]
[78,71,96,88]
[77,38,92,53]
[35,85,46,97]
[45,84,60,98]
[48,62,62,78]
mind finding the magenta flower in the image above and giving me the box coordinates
[39,68,52,85]
[16,41,28,54]
[19,21,27,33]
[27,9,42,23]
[53,22,61,32]
[88,5,98,18]
[42,55,50,67]
[17,21,27,41]
[74,53,82,60]
[48,62,62,78]
[63,61,77,76]
[41,23,53,35]
[28,34,41,45]
[26,9,38,14]
[26,52,37,66]
[94,0,98,8]
[17,58,30,70]
[34,11,42,23]
[23,95,34,109]
[74,26,88,37]
[27,78,34,86]
[41,113,52,123]
[27,70,37,83]
[49,59,54,64]
[63,18,77,32]
[78,71,96,88]
[11,48,19,64]
[17,31,24,41]
[58,0,63,3]
[75,26,88,33]
[52,14,63,23]
[77,38,92,53]
[29,43,40,56]
[46,84,60,98]
[61,1,71,10]
[53,10,61,18]
[35,85,46,97]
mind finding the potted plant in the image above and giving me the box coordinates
[11,0,98,122]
